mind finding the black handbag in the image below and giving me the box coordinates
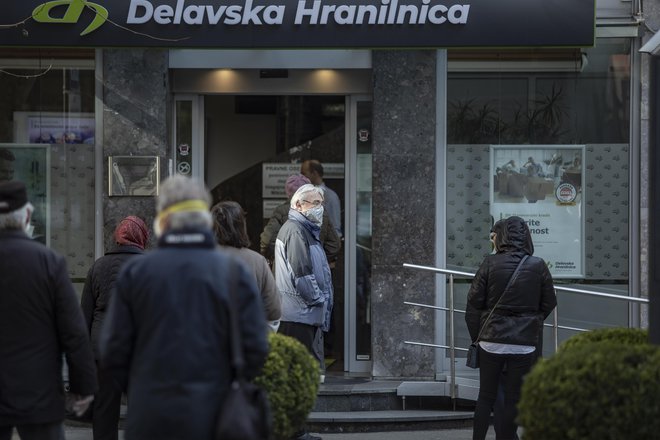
[466,343,479,369]
[215,283,272,440]
[466,255,529,369]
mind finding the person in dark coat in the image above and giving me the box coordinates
[465,216,557,440]
[0,180,97,440]
[81,216,149,440]
[99,175,268,440]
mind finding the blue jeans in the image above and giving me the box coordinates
[472,347,535,440]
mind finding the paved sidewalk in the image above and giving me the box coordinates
[13,425,497,440]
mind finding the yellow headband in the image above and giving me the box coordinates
[157,199,209,220]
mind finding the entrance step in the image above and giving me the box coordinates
[308,375,476,432]
[306,410,474,433]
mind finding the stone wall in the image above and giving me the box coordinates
[102,49,170,251]
[371,50,437,378]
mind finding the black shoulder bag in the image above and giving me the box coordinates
[466,255,529,369]
[215,279,272,440]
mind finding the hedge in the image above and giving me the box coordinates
[518,334,660,440]
[558,327,648,352]
[254,333,320,440]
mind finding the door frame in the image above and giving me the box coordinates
[345,94,373,374]
[174,91,374,374]
[172,94,205,181]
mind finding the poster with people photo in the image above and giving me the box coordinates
[490,145,585,278]
[13,112,95,145]
[0,144,50,245]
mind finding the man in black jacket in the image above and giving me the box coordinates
[100,175,268,440]
[0,181,97,440]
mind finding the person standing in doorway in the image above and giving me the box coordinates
[81,216,150,440]
[465,216,556,440]
[99,175,268,440]
[0,180,97,440]
[301,160,342,237]
[260,173,340,267]
[274,184,332,440]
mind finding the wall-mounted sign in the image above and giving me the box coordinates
[109,156,160,196]
[490,145,585,278]
[262,162,344,198]
[1,0,595,48]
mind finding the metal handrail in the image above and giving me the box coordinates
[402,262,649,401]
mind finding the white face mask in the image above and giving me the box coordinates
[303,205,324,226]
[25,223,34,238]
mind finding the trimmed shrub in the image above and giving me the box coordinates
[558,327,648,352]
[254,333,320,440]
[518,341,660,440]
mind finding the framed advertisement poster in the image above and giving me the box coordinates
[490,145,585,278]
[0,144,50,246]
[13,111,95,144]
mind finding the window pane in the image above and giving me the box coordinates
[0,64,95,281]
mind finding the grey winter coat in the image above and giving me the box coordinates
[274,209,333,331]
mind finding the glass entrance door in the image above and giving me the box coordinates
[346,96,373,373]
[175,93,374,374]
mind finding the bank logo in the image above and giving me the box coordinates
[32,0,109,36]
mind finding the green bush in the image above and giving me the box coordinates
[558,327,648,352]
[518,341,660,440]
[254,333,320,440]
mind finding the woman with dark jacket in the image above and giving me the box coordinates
[465,216,556,440]
[81,216,149,440]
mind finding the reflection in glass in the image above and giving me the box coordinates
[0,63,96,278]
[355,101,372,360]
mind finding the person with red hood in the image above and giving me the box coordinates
[81,216,150,440]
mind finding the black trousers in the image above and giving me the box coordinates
[0,422,64,440]
[92,363,123,440]
[279,321,324,370]
[473,347,535,440]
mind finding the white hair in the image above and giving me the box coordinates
[0,203,33,231]
[290,183,324,209]
[157,175,212,233]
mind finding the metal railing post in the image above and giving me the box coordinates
[448,274,456,405]
[553,302,559,353]
[401,262,649,401]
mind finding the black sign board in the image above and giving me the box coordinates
[0,0,596,48]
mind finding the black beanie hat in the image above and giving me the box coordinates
[0,181,28,214]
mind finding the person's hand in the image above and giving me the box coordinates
[67,394,94,417]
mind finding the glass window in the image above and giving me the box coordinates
[446,39,632,353]
[0,53,96,284]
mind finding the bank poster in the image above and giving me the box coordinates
[13,112,95,145]
[490,145,585,278]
